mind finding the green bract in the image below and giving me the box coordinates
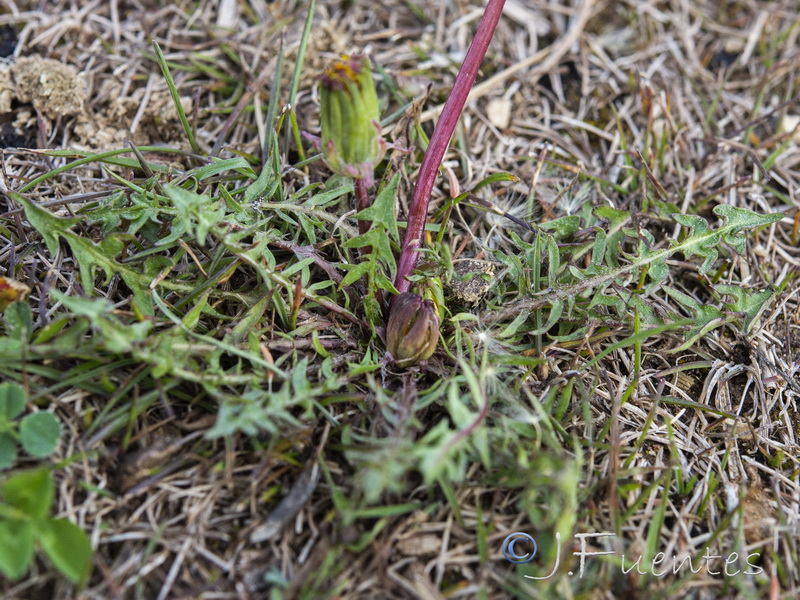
[386,292,440,368]
[319,54,385,185]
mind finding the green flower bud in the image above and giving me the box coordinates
[387,292,440,368]
[319,54,385,185]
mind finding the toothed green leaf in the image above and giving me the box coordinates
[594,205,630,266]
[163,185,226,245]
[672,213,718,271]
[634,229,669,287]
[717,284,775,334]
[61,232,155,315]
[715,204,783,251]
[663,286,726,351]
[339,261,372,288]
[9,192,80,255]
[540,216,580,240]
[674,205,783,272]
[343,227,395,271]
[353,172,400,240]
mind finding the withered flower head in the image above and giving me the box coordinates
[319,54,385,185]
[387,292,440,368]
[0,277,30,313]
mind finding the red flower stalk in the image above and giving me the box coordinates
[393,0,506,293]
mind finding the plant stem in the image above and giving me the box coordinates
[393,0,506,294]
[354,177,371,236]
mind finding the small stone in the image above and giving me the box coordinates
[396,535,441,557]
[780,115,800,143]
[446,259,496,304]
[486,97,512,130]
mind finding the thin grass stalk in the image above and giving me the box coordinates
[152,41,200,155]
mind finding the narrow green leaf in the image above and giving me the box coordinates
[227,294,270,344]
[52,291,115,319]
[374,271,400,295]
[448,377,476,428]
[594,205,630,266]
[657,396,737,419]
[190,157,254,181]
[288,0,315,106]
[528,301,563,335]
[498,309,530,338]
[591,228,607,265]
[244,159,276,204]
[305,183,353,207]
[3,302,33,342]
[263,38,285,162]
[181,290,211,330]
[470,171,519,192]
[663,286,726,351]
[152,41,200,155]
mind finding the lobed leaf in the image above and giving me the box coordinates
[353,172,400,240]
[663,287,726,351]
[10,192,80,255]
[716,284,775,334]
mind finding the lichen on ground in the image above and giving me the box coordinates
[0,55,86,118]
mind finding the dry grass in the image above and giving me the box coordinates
[1,0,800,599]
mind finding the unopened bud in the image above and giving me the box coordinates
[387,292,440,368]
[319,54,385,185]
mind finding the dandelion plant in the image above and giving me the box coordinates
[381,0,506,367]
